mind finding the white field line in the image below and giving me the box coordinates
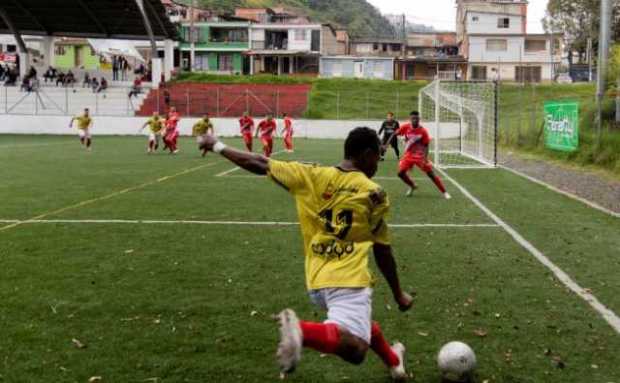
[216,150,286,177]
[0,142,74,149]
[0,161,223,233]
[500,165,620,218]
[438,169,620,334]
[0,219,499,228]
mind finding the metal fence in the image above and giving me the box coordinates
[0,84,145,116]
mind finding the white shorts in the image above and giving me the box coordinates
[78,129,91,139]
[196,135,206,144]
[149,132,160,141]
[308,287,372,344]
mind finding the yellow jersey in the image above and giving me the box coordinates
[147,117,163,133]
[193,119,213,136]
[75,115,92,130]
[268,160,390,290]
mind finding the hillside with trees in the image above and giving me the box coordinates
[182,0,395,38]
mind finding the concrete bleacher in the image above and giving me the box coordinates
[0,83,149,116]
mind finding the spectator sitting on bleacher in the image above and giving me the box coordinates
[128,76,143,98]
[91,77,99,93]
[43,66,57,83]
[65,70,76,87]
[5,67,18,86]
[82,72,91,88]
[97,77,108,94]
[56,71,65,86]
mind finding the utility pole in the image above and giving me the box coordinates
[596,0,612,144]
[587,38,593,82]
[401,13,407,57]
[190,0,196,72]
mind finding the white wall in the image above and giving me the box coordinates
[467,62,556,81]
[466,12,523,34]
[468,35,560,64]
[0,115,385,139]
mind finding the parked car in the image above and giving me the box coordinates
[556,73,573,84]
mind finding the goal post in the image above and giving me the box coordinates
[419,80,498,168]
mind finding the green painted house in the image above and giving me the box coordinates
[54,39,100,70]
[180,21,250,74]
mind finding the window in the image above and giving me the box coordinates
[218,54,233,71]
[486,39,507,52]
[373,43,379,50]
[471,66,487,80]
[472,16,479,22]
[554,39,561,51]
[525,40,546,52]
[55,46,66,55]
[497,18,510,28]
[294,29,307,41]
[382,44,388,52]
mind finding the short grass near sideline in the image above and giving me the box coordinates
[1,135,619,383]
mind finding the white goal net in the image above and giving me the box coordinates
[419,80,498,168]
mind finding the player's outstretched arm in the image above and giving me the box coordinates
[373,243,413,312]
[68,117,75,128]
[200,135,268,175]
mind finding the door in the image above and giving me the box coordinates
[74,46,83,67]
[354,61,364,78]
[311,30,320,52]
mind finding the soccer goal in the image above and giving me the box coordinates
[419,80,498,168]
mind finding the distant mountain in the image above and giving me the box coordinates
[181,0,396,38]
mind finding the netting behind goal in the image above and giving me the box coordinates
[419,80,498,168]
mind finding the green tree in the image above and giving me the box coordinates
[544,0,620,64]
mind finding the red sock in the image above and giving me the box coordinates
[370,322,399,367]
[300,321,340,354]
[429,173,446,193]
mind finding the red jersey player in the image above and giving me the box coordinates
[282,113,294,152]
[255,114,277,157]
[239,112,255,152]
[386,111,451,199]
[163,107,181,154]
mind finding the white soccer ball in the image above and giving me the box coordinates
[437,341,477,382]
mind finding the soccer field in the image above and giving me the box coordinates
[1,134,619,383]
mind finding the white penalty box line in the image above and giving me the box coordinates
[438,168,620,334]
[0,219,499,228]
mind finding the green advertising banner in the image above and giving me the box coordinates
[544,101,579,152]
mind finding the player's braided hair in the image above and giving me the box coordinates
[344,127,380,159]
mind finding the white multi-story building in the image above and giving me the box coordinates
[456,0,562,82]
[233,8,345,75]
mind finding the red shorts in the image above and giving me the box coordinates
[399,154,433,173]
[261,137,273,146]
[242,132,253,144]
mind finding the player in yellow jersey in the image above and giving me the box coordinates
[139,112,164,153]
[192,114,214,157]
[199,127,413,380]
[68,108,93,150]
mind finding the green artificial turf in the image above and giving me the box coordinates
[1,135,618,382]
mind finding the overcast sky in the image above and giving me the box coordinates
[366,0,549,33]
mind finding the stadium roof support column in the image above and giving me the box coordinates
[135,0,162,88]
[0,6,29,78]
